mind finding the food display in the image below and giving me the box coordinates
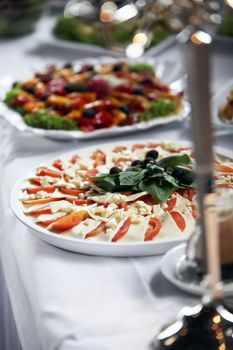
[4,61,184,133]
[18,142,233,244]
[0,0,44,38]
[54,15,170,49]
[218,89,233,123]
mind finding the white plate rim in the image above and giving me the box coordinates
[161,244,233,296]
[0,56,190,140]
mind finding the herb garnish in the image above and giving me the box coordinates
[92,154,196,203]
[140,99,177,121]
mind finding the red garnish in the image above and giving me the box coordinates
[111,218,131,242]
[170,211,186,232]
[144,218,161,241]
[87,79,110,98]
[37,168,61,178]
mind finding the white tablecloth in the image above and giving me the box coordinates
[1,16,233,350]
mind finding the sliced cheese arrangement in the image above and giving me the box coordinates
[18,141,233,244]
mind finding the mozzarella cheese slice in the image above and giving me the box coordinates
[119,216,150,243]
[64,219,101,239]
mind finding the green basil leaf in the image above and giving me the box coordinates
[90,185,107,194]
[139,180,174,203]
[158,154,191,170]
[96,176,117,192]
[119,171,143,186]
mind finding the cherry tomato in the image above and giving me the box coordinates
[93,111,113,128]
[12,95,29,106]
[116,84,132,94]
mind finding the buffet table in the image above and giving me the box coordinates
[0,16,233,350]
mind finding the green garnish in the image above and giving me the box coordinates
[92,154,195,203]
[140,99,177,121]
[24,111,78,130]
[4,85,22,106]
[4,85,25,114]
[128,63,154,73]
[64,83,88,93]
[219,12,233,37]
[54,16,105,45]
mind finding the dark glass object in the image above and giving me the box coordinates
[0,0,44,37]
[154,301,233,349]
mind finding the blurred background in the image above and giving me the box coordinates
[0,0,232,56]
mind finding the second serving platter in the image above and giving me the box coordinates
[0,57,190,140]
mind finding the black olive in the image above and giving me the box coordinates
[141,78,152,84]
[23,86,35,94]
[142,157,154,168]
[131,160,143,167]
[63,62,73,69]
[172,167,195,185]
[132,88,144,95]
[110,167,122,175]
[112,63,123,72]
[64,83,87,93]
[12,81,20,88]
[83,109,95,118]
[81,65,94,72]
[119,106,129,114]
[39,94,49,101]
[145,149,159,160]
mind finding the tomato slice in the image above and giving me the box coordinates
[85,222,106,239]
[165,197,177,212]
[30,178,41,186]
[70,155,79,164]
[65,197,94,205]
[22,198,61,207]
[31,208,52,216]
[53,159,62,170]
[50,210,89,233]
[27,187,55,194]
[86,168,98,179]
[140,194,153,205]
[119,203,128,211]
[91,150,106,167]
[178,189,196,202]
[132,144,146,150]
[215,164,233,173]
[60,188,81,196]
[113,146,127,153]
[37,168,61,178]
[40,219,59,227]
[144,218,161,241]
[190,205,197,220]
[170,211,186,232]
[111,218,131,242]
[114,157,130,167]
[217,183,233,189]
